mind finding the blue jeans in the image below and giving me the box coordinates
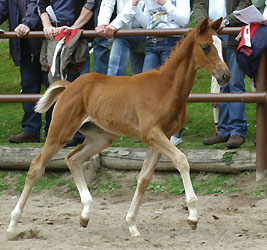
[142,37,181,72]
[93,37,110,74]
[79,48,91,75]
[108,36,146,76]
[93,0,110,74]
[217,35,247,138]
[20,40,52,139]
[80,0,110,75]
[80,39,110,75]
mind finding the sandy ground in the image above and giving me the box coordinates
[0,169,267,250]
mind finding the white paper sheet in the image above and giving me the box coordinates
[46,5,58,22]
[234,5,264,24]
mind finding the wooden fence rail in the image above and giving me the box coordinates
[0,28,266,180]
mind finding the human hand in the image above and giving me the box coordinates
[43,25,57,40]
[132,0,140,6]
[14,24,30,37]
[95,24,108,37]
[220,21,226,29]
[104,24,118,38]
[56,26,70,33]
[154,0,167,6]
[261,19,267,25]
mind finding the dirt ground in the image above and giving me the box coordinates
[0,169,267,250]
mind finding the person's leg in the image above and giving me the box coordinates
[216,35,231,138]
[142,42,161,72]
[218,49,247,138]
[93,0,110,75]
[80,47,91,75]
[108,37,132,76]
[170,128,184,146]
[93,37,110,74]
[43,71,53,138]
[129,36,146,75]
[159,38,181,65]
[13,40,43,141]
[225,49,247,138]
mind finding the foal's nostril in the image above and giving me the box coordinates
[222,73,228,81]
[214,69,230,85]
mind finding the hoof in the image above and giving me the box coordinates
[128,225,140,237]
[80,217,90,228]
[187,219,198,230]
[6,230,18,240]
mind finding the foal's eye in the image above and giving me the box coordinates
[200,43,211,55]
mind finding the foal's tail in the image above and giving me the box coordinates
[35,80,71,113]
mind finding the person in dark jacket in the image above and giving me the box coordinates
[38,0,95,40]
[37,0,95,147]
[192,0,252,149]
[0,0,52,143]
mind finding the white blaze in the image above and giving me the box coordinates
[212,35,224,61]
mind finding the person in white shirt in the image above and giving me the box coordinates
[131,0,191,71]
[95,0,146,76]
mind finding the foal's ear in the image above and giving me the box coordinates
[196,17,209,35]
[210,17,223,33]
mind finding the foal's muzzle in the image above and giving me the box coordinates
[213,68,231,85]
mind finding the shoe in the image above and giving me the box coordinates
[226,134,245,149]
[170,136,183,146]
[64,137,85,148]
[8,131,40,143]
[202,134,228,145]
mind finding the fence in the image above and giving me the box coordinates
[0,28,266,181]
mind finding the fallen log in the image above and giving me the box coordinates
[0,146,255,173]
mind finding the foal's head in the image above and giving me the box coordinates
[193,17,230,85]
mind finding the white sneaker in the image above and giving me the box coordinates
[170,136,183,146]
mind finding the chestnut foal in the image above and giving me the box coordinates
[7,17,230,238]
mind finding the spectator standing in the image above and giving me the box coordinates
[192,0,252,149]
[131,0,190,71]
[37,0,95,147]
[80,0,110,75]
[93,0,110,74]
[0,0,52,143]
[96,0,146,76]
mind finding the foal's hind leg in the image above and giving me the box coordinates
[6,142,64,238]
[126,147,161,236]
[65,123,116,228]
[7,108,85,238]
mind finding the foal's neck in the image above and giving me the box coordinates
[158,31,197,100]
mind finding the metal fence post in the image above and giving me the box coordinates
[256,49,267,181]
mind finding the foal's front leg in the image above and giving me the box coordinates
[149,130,198,229]
[126,147,161,236]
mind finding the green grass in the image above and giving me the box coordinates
[15,172,67,192]
[2,169,265,198]
[0,32,257,149]
[131,173,241,196]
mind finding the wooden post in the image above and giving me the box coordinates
[256,49,267,181]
